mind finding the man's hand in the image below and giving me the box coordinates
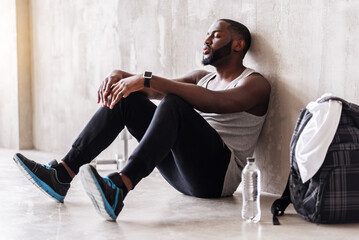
[98,70,124,106]
[108,74,145,109]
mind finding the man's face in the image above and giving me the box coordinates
[202,21,233,66]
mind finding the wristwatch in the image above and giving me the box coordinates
[143,71,152,88]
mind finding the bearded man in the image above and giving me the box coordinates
[14,19,271,221]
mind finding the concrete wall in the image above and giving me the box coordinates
[0,0,19,148]
[2,0,359,193]
[0,0,32,149]
[249,0,359,193]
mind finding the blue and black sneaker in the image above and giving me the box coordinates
[13,153,70,203]
[80,164,127,221]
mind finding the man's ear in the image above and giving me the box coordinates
[233,39,245,52]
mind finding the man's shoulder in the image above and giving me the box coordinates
[246,71,270,88]
[238,70,271,104]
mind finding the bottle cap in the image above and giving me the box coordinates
[246,157,255,162]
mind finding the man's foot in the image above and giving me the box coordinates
[13,153,70,203]
[80,164,126,221]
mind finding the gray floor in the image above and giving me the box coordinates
[1,148,358,240]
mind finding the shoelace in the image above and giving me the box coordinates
[42,164,53,170]
[103,177,117,190]
[42,159,58,170]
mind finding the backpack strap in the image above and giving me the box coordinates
[271,176,292,225]
[317,96,349,105]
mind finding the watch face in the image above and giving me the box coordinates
[144,71,152,78]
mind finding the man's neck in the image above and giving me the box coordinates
[215,62,246,82]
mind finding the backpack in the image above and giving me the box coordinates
[271,96,359,224]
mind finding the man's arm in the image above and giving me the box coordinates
[109,72,271,115]
[140,70,210,99]
[149,73,270,114]
[98,70,209,106]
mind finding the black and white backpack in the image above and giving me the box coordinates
[271,96,359,224]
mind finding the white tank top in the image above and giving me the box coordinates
[197,68,267,196]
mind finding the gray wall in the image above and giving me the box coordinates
[2,0,359,193]
[0,0,32,149]
[0,0,19,148]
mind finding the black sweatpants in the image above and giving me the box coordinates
[63,92,231,198]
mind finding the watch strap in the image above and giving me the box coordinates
[143,71,152,88]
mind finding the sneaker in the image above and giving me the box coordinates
[13,153,70,203]
[80,164,126,221]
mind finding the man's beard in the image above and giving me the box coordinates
[202,40,233,66]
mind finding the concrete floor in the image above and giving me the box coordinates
[1,148,358,240]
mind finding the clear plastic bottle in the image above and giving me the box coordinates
[242,157,261,223]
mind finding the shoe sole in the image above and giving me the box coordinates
[80,165,122,221]
[13,154,65,203]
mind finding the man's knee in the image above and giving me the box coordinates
[113,91,147,110]
[161,94,188,107]
[122,91,147,104]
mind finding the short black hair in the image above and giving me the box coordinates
[219,19,251,55]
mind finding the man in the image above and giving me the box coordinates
[13,19,271,221]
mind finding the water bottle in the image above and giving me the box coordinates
[242,157,261,223]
